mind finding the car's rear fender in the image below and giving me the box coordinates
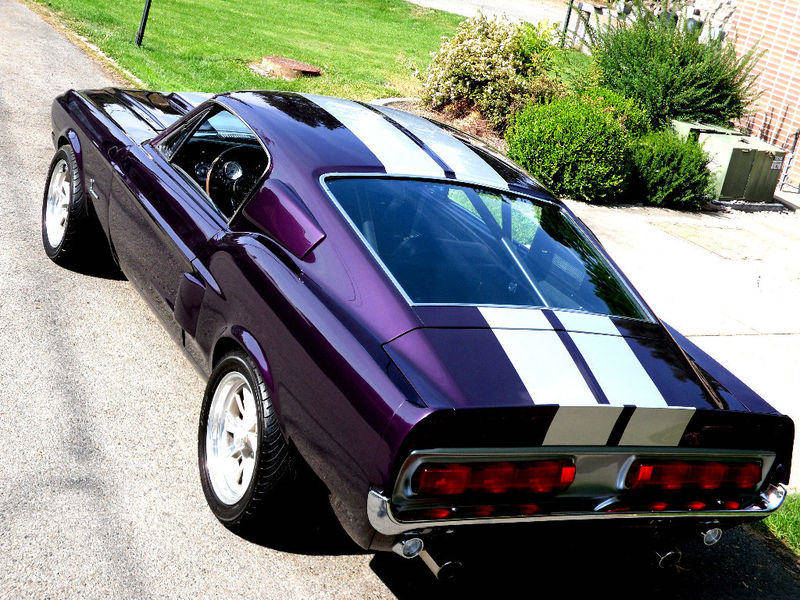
[190,237,413,548]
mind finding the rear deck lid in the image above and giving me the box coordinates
[385,306,738,416]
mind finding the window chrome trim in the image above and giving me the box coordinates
[318,173,655,323]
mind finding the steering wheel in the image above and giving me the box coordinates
[205,145,264,216]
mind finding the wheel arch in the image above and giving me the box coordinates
[54,129,87,207]
[56,129,83,175]
[211,327,275,394]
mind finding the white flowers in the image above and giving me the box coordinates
[422,13,560,128]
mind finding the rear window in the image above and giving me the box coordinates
[324,177,649,320]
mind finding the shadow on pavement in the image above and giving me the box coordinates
[221,465,798,596]
[62,253,126,280]
[370,525,800,599]
[236,476,367,557]
[49,214,126,280]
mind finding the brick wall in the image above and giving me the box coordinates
[728,0,800,188]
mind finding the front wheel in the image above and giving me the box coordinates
[198,350,297,531]
[41,145,90,265]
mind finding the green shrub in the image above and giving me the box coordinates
[422,14,563,130]
[591,7,761,128]
[632,130,714,209]
[579,87,650,137]
[506,97,632,203]
[549,48,599,94]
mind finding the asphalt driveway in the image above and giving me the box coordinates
[0,1,797,598]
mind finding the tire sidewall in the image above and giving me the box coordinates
[198,352,266,523]
[41,146,80,258]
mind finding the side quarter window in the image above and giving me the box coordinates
[165,107,269,219]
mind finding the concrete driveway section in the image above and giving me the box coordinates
[0,1,797,598]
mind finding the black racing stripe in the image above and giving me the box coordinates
[357,102,456,178]
[617,324,723,410]
[606,406,636,446]
[543,310,610,405]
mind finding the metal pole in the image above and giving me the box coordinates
[135,0,152,47]
[561,0,575,48]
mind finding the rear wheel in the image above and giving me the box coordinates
[198,350,297,531]
[41,145,90,265]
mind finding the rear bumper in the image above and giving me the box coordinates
[367,483,787,536]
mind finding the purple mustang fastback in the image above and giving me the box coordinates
[43,88,793,578]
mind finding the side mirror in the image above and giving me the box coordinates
[240,179,325,260]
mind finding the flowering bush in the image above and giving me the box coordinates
[422,14,562,130]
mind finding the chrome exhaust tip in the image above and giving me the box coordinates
[418,547,464,582]
[656,549,682,569]
[701,527,723,546]
[436,558,465,583]
[392,537,424,559]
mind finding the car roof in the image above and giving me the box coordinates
[217,91,550,198]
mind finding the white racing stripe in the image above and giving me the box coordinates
[478,306,551,330]
[618,407,696,446]
[552,310,620,336]
[371,105,509,189]
[301,94,445,177]
[543,405,623,445]
[568,332,668,408]
[490,328,599,406]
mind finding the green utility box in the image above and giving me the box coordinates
[673,120,787,203]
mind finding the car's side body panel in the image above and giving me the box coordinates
[51,88,794,552]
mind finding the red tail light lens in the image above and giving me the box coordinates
[413,463,471,496]
[517,460,576,494]
[696,462,728,490]
[471,462,516,494]
[729,462,762,490]
[411,459,575,497]
[626,460,762,491]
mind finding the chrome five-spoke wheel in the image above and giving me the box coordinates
[205,371,259,505]
[44,158,71,248]
[199,351,297,530]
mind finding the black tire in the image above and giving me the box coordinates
[198,350,297,531]
[41,145,90,265]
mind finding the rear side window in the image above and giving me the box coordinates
[324,177,649,320]
[166,107,269,218]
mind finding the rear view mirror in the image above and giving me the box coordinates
[240,179,325,260]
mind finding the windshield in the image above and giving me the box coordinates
[325,177,649,321]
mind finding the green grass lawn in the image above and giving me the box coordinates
[761,493,800,556]
[30,0,460,99]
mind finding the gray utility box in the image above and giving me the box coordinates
[673,120,787,203]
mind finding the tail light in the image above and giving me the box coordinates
[411,459,575,497]
[413,464,471,496]
[626,459,762,491]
